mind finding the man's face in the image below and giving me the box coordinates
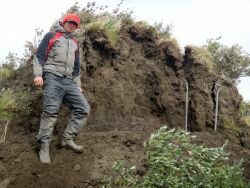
[63,21,78,33]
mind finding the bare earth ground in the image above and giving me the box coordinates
[0,119,161,188]
[0,119,250,188]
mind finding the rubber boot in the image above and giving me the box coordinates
[39,143,51,164]
[61,139,83,153]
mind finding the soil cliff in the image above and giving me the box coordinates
[0,18,249,188]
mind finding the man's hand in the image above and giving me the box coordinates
[34,76,43,88]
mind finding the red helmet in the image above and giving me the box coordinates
[62,13,80,28]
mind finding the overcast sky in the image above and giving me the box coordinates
[0,0,250,100]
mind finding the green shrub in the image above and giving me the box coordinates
[0,67,13,80]
[103,126,249,188]
[204,38,250,81]
[0,88,32,120]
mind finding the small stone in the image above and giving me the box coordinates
[14,158,21,163]
[74,164,81,171]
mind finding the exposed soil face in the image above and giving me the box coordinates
[0,23,249,187]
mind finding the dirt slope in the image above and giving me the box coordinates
[0,23,250,187]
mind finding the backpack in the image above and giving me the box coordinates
[45,32,79,59]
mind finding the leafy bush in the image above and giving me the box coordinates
[103,126,249,188]
[204,38,250,81]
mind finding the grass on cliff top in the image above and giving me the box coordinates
[69,1,175,48]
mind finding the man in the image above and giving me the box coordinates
[33,13,90,164]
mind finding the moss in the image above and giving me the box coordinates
[222,116,241,132]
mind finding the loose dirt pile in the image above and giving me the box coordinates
[0,23,249,187]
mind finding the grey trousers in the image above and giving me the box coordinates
[37,73,90,144]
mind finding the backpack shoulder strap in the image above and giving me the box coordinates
[45,32,64,58]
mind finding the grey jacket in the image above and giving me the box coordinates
[33,24,81,87]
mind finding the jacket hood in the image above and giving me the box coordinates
[51,21,74,37]
[55,23,66,33]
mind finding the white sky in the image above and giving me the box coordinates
[0,0,250,100]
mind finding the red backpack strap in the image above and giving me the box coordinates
[45,32,63,58]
